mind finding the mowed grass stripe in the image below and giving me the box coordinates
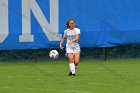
[0,60,139,93]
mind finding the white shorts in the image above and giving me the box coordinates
[66,46,81,54]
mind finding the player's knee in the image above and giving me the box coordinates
[68,58,74,63]
[68,56,74,60]
[75,59,79,63]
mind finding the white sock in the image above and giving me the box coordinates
[69,63,75,74]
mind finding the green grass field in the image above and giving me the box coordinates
[0,60,139,93]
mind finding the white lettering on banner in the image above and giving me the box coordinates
[19,0,62,42]
[0,0,8,43]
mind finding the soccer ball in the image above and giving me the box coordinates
[49,50,59,59]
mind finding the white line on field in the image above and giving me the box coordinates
[89,82,112,86]
[1,86,92,93]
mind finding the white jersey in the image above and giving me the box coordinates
[64,28,80,48]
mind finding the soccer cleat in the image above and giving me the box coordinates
[72,74,75,76]
[69,72,72,76]
[69,72,75,76]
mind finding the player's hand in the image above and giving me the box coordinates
[60,44,64,50]
[68,40,73,46]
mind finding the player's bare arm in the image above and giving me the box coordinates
[68,34,80,46]
[60,35,67,50]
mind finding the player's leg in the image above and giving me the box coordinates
[67,53,75,75]
[74,52,80,69]
[67,53,74,63]
[74,46,80,68]
[66,47,75,76]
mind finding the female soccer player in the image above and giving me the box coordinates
[60,18,81,76]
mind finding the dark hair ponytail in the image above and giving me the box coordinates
[66,18,77,28]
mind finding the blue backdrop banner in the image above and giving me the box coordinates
[0,0,140,50]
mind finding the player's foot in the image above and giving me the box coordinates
[72,74,75,76]
[69,72,75,76]
[69,72,72,76]
[69,74,75,76]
